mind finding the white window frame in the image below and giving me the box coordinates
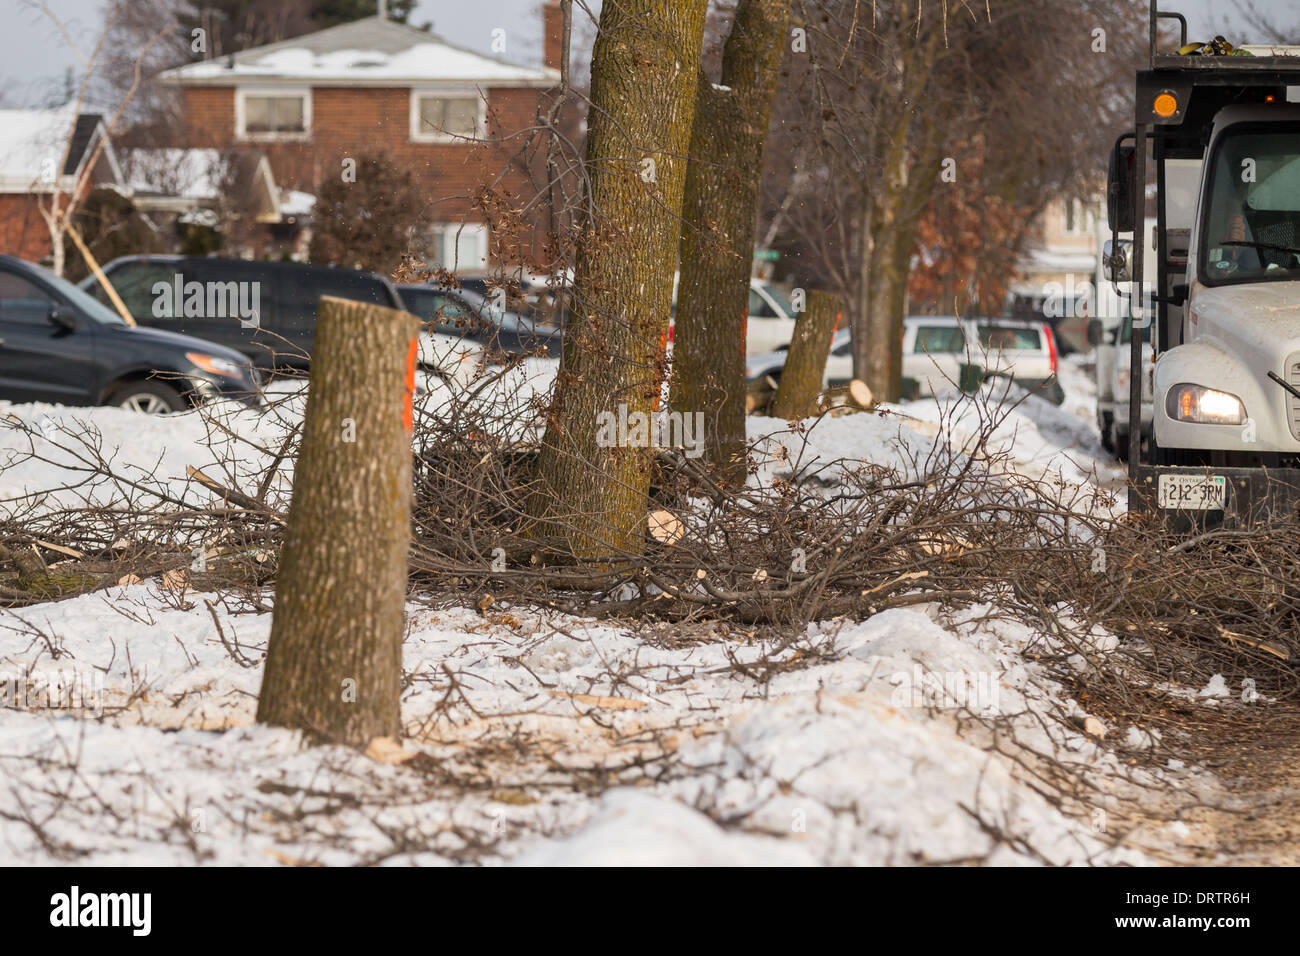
[1061,197,1094,237]
[236,87,312,142]
[427,222,489,271]
[409,89,486,144]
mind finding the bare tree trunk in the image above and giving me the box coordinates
[850,203,875,393]
[671,0,790,486]
[529,0,710,563]
[770,290,842,419]
[257,296,420,747]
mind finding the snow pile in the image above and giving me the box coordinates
[0,587,1165,865]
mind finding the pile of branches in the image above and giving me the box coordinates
[2,359,1299,708]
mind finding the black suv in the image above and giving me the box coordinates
[80,255,404,373]
[0,255,258,413]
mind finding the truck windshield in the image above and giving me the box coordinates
[1202,126,1300,285]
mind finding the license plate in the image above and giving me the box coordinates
[1157,474,1227,510]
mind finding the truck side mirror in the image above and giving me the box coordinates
[1103,239,1133,283]
[1107,139,1136,234]
[1086,318,1104,347]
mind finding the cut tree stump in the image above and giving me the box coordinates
[257,296,420,746]
[770,290,844,420]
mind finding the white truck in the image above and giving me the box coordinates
[1106,3,1300,525]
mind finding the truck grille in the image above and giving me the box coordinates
[1290,358,1300,441]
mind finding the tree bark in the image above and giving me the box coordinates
[257,296,420,746]
[528,0,710,563]
[770,290,842,419]
[671,0,790,487]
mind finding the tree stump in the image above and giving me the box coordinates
[257,296,420,746]
[771,290,844,420]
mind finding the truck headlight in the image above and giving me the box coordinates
[1166,383,1245,425]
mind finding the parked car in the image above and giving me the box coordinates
[452,271,571,332]
[746,316,1064,405]
[900,316,1063,405]
[671,275,799,357]
[746,327,853,387]
[0,254,258,413]
[79,255,434,375]
[398,284,562,359]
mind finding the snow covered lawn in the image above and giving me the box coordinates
[0,355,1198,865]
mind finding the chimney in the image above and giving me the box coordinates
[542,2,564,73]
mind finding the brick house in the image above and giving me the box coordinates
[157,6,565,270]
[0,105,123,264]
[1012,196,1105,350]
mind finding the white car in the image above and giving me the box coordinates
[748,318,1063,404]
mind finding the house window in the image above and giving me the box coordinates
[423,223,489,270]
[1061,198,1094,236]
[237,90,310,139]
[411,92,482,142]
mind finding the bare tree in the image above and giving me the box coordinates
[759,0,1145,400]
[26,2,174,276]
[528,0,711,563]
[671,0,792,486]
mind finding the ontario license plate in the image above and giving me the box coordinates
[1157,474,1227,510]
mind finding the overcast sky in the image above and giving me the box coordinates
[1,0,1296,107]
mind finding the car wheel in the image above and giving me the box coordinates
[111,381,186,415]
[1099,413,1115,453]
[1113,425,1130,463]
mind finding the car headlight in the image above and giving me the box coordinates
[186,351,247,380]
[1166,383,1246,425]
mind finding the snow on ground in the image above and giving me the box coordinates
[0,588,1177,865]
[0,352,1196,865]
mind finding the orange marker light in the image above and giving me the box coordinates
[1179,389,1194,419]
[1153,93,1178,118]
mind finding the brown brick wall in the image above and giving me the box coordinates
[180,84,555,265]
[0,195,52,262]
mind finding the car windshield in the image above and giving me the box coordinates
[465,289,559,335]
[759,283,793,317]
[1202,125,1300,284]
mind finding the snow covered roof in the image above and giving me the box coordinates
[278,189,316,218]
[121,148,224,200]
[0,105,122,193]
[121,148,286,223]
[159,15,559,88]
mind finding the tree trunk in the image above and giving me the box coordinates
[529,0,709,563]
[671,0,790,487]
[257,296,420,747]
[770,290,842,419]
